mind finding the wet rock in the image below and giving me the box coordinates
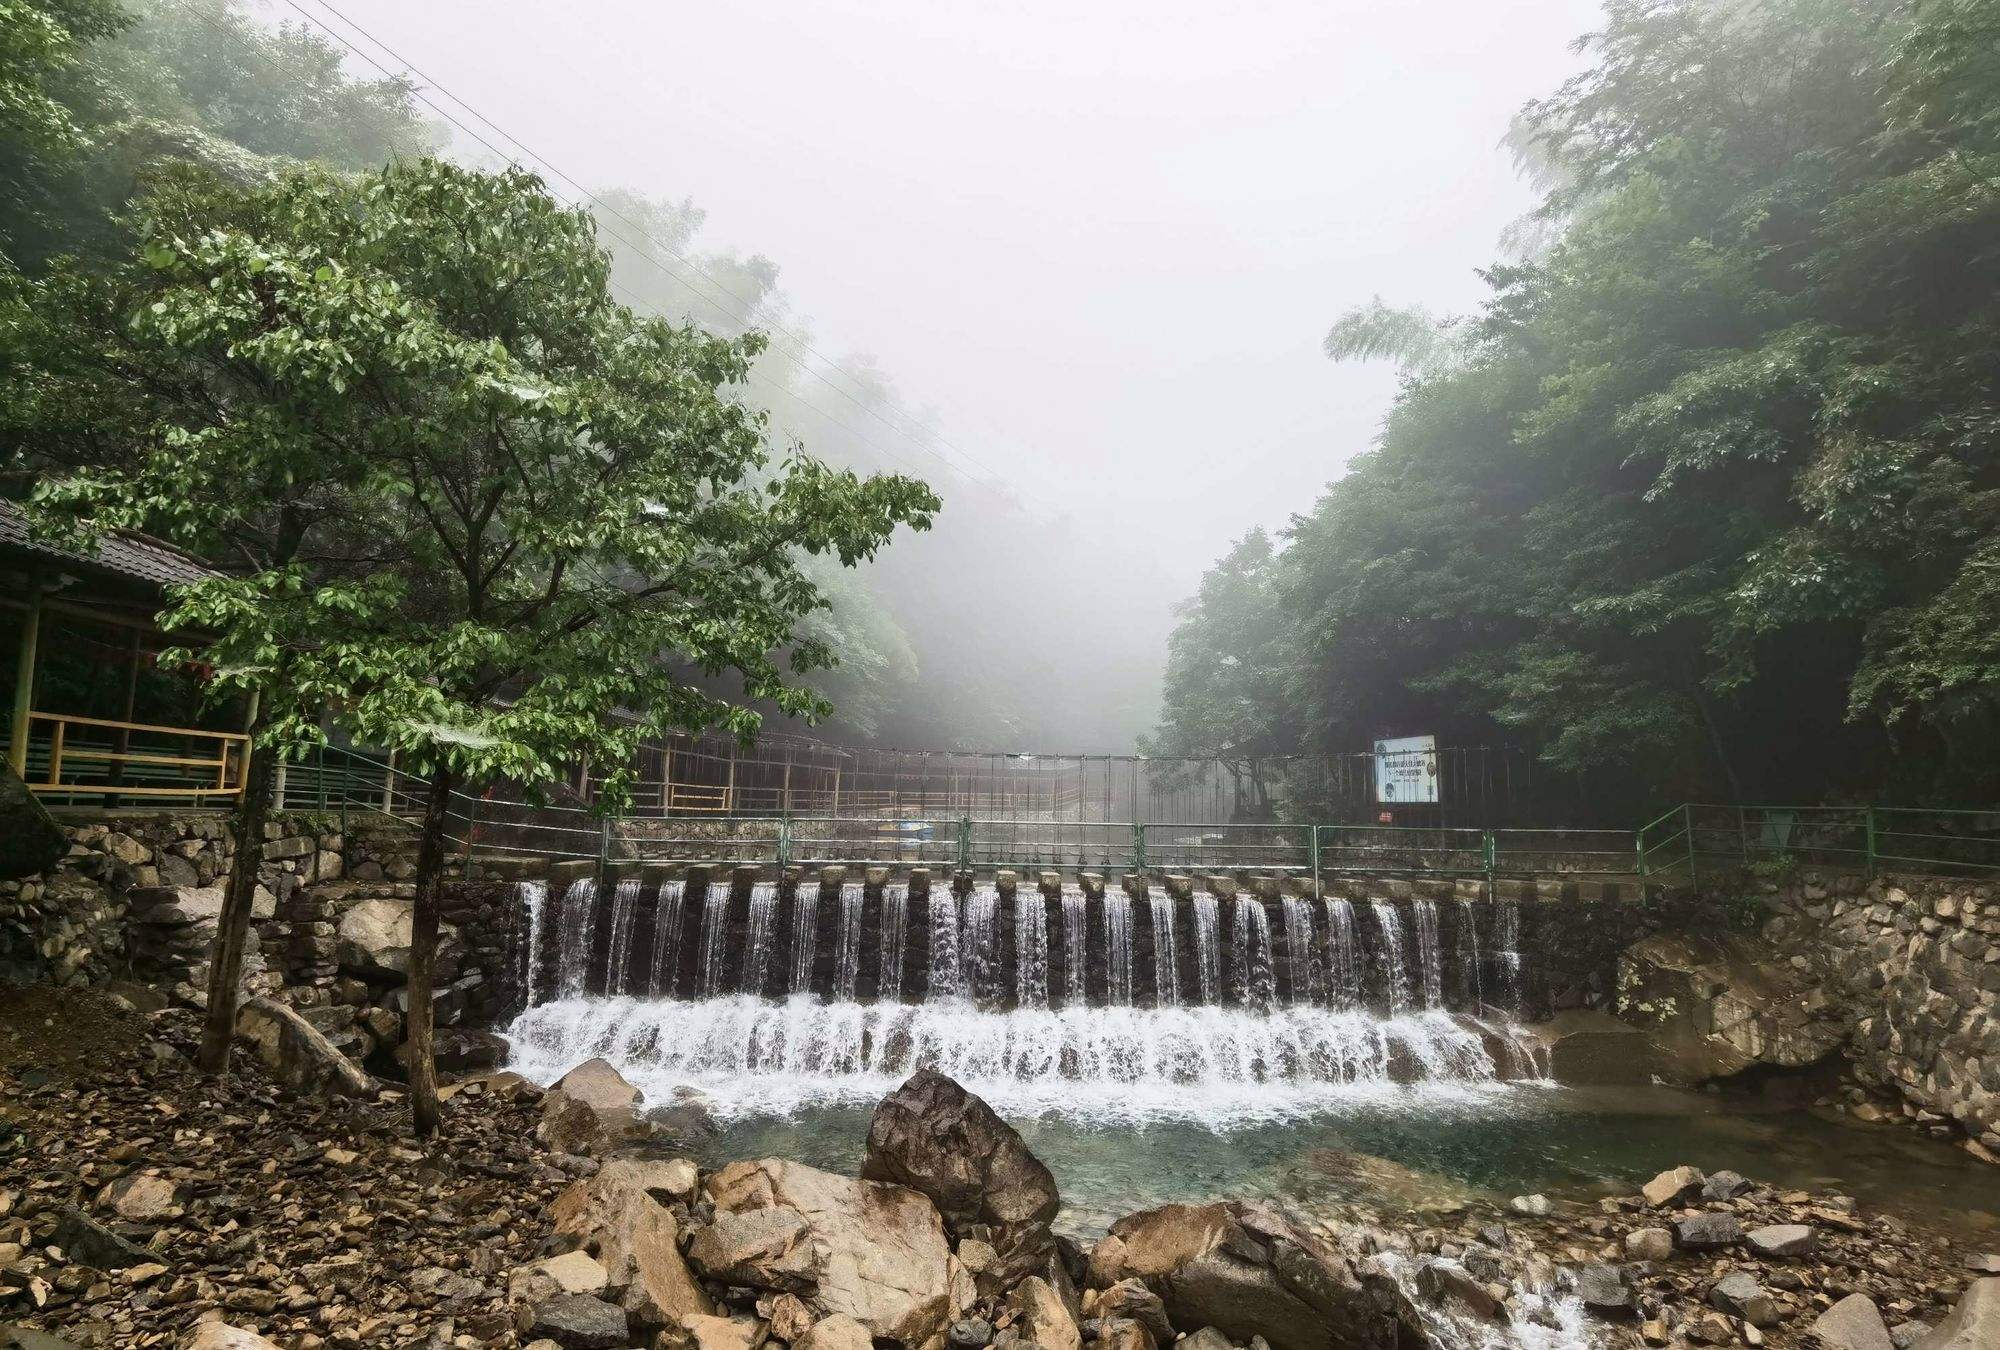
[1624,1228,1674,1263]
[1702,1170,1751,1201]
[1617,932,1845,1079]
[862,1070,1060,1281]
[1745,1224,1815,1259]
[707,1158,956,1348]
[180,1326,284,1349]
[1097,1318,1157,1350]
[1917,1278,2000,1350]
[1642,1166,1706,1208]
[232,996,374,1098]
[51,1208,154,1270]
[550,1158,712,1330]
[1086,1201,1423,1350]
[519,1291,630,1349]
[687,1206,815,1292]
[1012,1275,1083,1350]
[794,1314,875,1350]
[1813,1294,1895,1350]
[538,1058,642,1154]
[1711,1272,1780,1328]
[1508,1194,1551,1216]
[1576,1264,1635,1318]
[1415,1260,1505,1321]
[1092,1279,1170,1346]
[1672,1213,1741,1251]
[949,1317,995,1349]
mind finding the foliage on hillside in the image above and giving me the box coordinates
[1150,0,2000,815]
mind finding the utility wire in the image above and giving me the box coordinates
[278,0,1007,490]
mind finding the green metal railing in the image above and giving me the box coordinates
[1636,803,2000,882]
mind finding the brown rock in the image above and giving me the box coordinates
[1813,1294,1895,1350]
[1641,1166,1705,1208]
[98,1173,181,1223]
[794,1314,875,1350]
[180,1325,284,1349]
[551,1160,712,1331]
[1010,1276,1082,1350]
[1915,1279,2000,1350]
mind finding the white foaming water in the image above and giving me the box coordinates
[504,996,1533,1126]
[554,878,596,1000]
[878,884,908,999]
[1060,887,1087,1004]
[601,877,643,997]
[1376,1252,1590,1350]
[1324,897,1359,1009]
[514,880,548,1007]
[1016,890,1049,1008]
[1456,898,1482,1006]
[1191,894,1222,1005]
[1103,890,1134,1005]
[1371,900,1412,1015]
[786,884,816,995]
[741,883,779,996]
[1413,898,1445,1009]
[964,887,1000,1002]
[1232,897,1275,1007]
[1149,892,1180,1006]
[1281,896,1323,1007]
[647,881,685,998]
[1495,897,1523,1011]
[833,883,865,1002]
[697,886,731,997]
[929,887,963,1000]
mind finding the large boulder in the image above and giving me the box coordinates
[0,760,64,880]
[233,998,374,1098]
[549,1159,712,1332]
[538,1058,644,1155]
[1918,1279,2000,1350]
[1615,931,1844,1081]
[1814,1294,1895,1350]
[335,896,449,978]
[705,1158,961,1349]
[1085,1202,1424,1350]
[861,1070,1059,1279]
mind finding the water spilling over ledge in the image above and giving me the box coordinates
[501,869,1549,1123]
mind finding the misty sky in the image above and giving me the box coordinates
[281,0,1603,604]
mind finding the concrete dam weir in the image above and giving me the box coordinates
[502,866,1556,1123]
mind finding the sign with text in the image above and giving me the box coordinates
[1373,735,1439,804]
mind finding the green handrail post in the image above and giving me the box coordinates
[1684,803,1697,885]
[1636,826,1647,877]
[1864,806,1877,877]
[957,815,972,871]
[315,742,327,811]
[1310,824,1322,898]
[777,815,792,869]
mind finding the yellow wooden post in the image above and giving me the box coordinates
[46,717,65,788]
[8,579,42,777]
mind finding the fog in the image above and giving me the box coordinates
[281,0,1602,752]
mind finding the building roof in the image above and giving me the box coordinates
[0,498,218,591]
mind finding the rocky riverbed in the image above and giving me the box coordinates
[3,988,1998,1350]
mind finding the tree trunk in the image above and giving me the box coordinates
[196,730,277,1074]
[1689,682,1747,802]
[404,764,459,1138]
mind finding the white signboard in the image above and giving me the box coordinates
[1373,735,1439,804]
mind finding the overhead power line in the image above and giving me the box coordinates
[277,0,1007,490]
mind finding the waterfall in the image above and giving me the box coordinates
[555,877,597,1000]
[741,883,779,996]
[1412,898,1444,1009]
[515,880,548,1009]
[833,883,865,1002]
[1495,896,1522,1011]
[1370,900,1411,1015]
[1015,891,1049,1009]
[787,884,817,996]
[1231,897,1275,1007]
[504,998,1519,1125]
[1149,892,1180,1007]
[1323,897,1359,1009]
[1281,896,1323,1007]
[963,887,1001,1002]
[599,877,643,997]
[697,885,731,997]
[647,881,686,998]
[1103,890,1135,1005]
[878,884,909,1001]
[1060,887,1087,1005]
[1191,894,1222,1005]
[928,887,963,1001]
[1455,899,1482,1006]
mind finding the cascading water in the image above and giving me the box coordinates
[1015,890,1049,1009]
[833,883,865,1002]
[1232,897,1275,1007]
[1455,898,1482,1007]
[1412,898,1445,1010]
[787,884,817,996]
[1281,896,1323,1007]
[963,887,1000,1003]
[878,884,908,1000]
[514,880,548,1008]
[599,877,642,997]
[741,883,779,996]
[1495,897,1522,1011]
[1102,889,1135,1005]
[1060,887,1087,1004]
[1149,892,1180,1006]
[697,884,731,997]
[647,881,686,999]
[1324,897,1359,1009]
[555,878,596,1000]
[1370,900,1411,1015]
[929,886,964,1001]
[1191,894,1222,1006]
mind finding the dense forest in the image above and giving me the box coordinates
[1147,0,2000,821]
[0,0,1164,756]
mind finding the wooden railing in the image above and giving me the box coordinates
[15,711,248,801]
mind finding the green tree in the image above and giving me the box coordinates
[28,159,937,1130]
